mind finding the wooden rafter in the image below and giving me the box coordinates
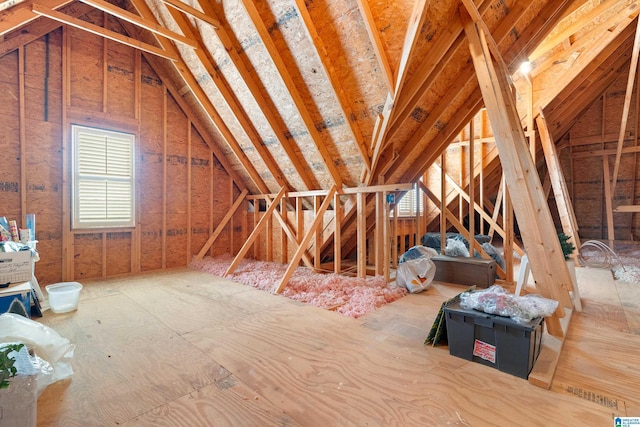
[293,0,371,171]
[544,28,635,139]
[32,4,179,61]
[398,95,484,185]
[530,0,636,62]
[388,18,465,140]
[77,0,196,48]
[533,7,638,83]
[238,0,343,188]
[354,0,394,95]
[164,6,291,191]
[194,0,319,191]
[127,0,266,193]
[379,0,535,185]
[503,0,575,66]
[273,185,337,294]
[366,0,430,183]
[0,0,74,35]
[392,0,430,98]
[532,3,640,111]
[159,0,219,28]
[461,0,506,70]
[386,79,481,183]
[0,2,92,57]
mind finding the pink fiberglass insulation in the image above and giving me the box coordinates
[190,255,407,318]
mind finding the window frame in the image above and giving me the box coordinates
[71,125,136,230]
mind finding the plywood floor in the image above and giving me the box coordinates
[34,265,640,426]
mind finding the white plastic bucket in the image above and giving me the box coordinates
[46,282,83,313]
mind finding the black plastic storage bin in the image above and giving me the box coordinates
[443,301,544,379]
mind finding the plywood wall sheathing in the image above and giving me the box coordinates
[0,11,241,284]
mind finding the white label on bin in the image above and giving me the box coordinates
[615,418,640,426]
[473,339,496,364]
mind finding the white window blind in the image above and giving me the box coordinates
[396,183,423,216]
[72,125,135,229]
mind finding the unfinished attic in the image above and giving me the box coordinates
[1,0,640,424]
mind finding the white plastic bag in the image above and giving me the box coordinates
[397,246,438,293]
[0,313,74,394]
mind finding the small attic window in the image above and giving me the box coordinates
[396,181,423,217]
[71,125,135,229]
[397,190,423,216]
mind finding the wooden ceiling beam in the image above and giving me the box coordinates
[545,30,635,139]
[503,0,576,67]
[388,17,465,140]
[366,0,430,183]
[461,0,505,69]
[165,6,291,192]
[530,0,636,62]
[374,0,532,185]
[354,0,394,95]
[159,0,219,29]
[195,0,320,191]
[383,70,479,183]
[239,0,343,188]
[0,0,74,35]
[532,3,639,82]
[127,0,265,193]
[393,0,430,98]
[77,0,196,48]
[551,54,632,140]
[398,91,484,185]
[32,3,179,61]
[544,27,634,117]
[0,1,92,57]
[293,0,371,171]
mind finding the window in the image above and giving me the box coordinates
[72,125,135,229]
[396,183,423,216]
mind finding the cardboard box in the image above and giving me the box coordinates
[0,282,32,318]
[0,251,32,285]
[443,301,544,379]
